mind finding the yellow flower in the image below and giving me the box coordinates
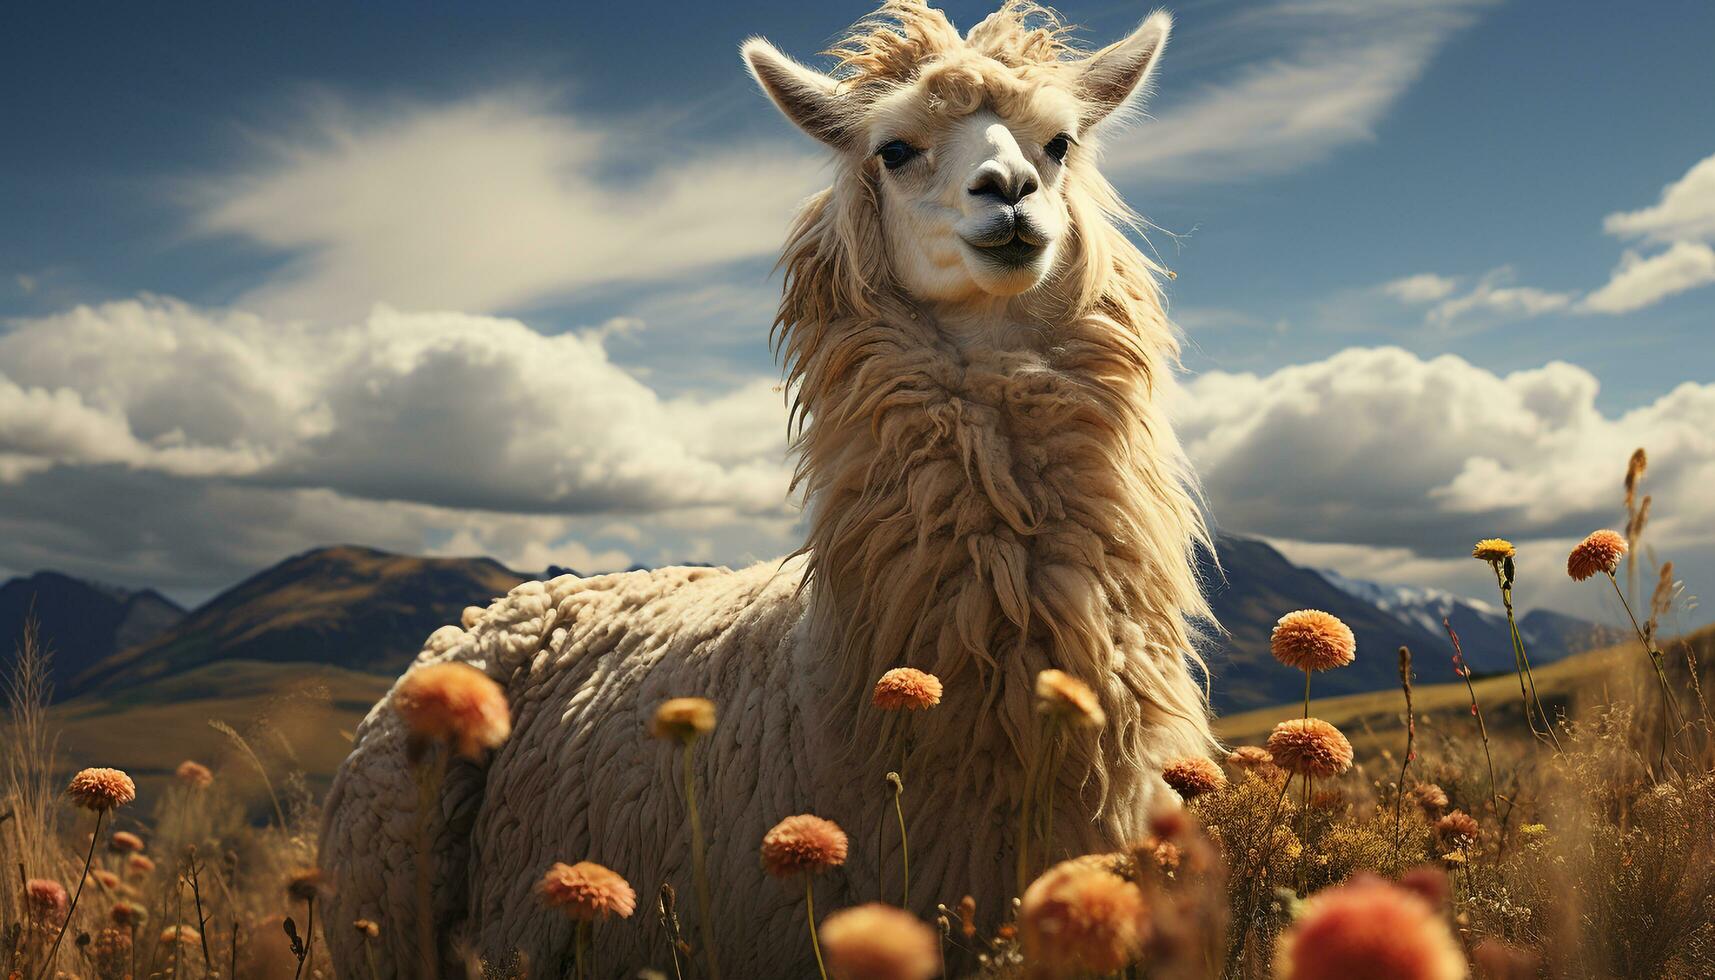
[651,697,717,742]
[1471,538,1516,562]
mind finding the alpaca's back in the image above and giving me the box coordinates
[321,558,815,978]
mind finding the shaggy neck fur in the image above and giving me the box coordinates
[778,140,1215,827]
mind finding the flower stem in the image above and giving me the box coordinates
[38,809,103,980]
[1492,562,1562,751]
[887,771,910,907]
[682,737,720,980]
[805,876,828,980]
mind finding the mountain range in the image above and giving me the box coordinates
[3,535,1610,714]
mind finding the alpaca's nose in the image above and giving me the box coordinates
[967,123,1040,206]
[967,163,1038,205]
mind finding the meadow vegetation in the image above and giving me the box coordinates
[4,448,1711,978]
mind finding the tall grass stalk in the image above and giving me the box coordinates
[1223,771,1295,974]
[209,719,287,831]
[1605,569,1688,769]
[1445,619,1503,824]
[4,613,60,932]
[1392,645,1415,871]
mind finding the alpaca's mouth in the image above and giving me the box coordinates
[967,235,1044,268]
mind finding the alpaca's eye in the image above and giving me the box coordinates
[876,140,920,170]
[1044,133,1072,163]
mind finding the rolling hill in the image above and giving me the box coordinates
[1,571,185,700]
[66,546,527,696]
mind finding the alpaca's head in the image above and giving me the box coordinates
[743,0,1169,310]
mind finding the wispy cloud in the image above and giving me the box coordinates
[190,90,823,322]
[1602,152,1715,245]
[1378,149,1715,322]
[1107,0,1492,182]
[1580,241,1715,314]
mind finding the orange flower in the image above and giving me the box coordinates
[761,814,849,878]
[89,869,121,891]
[1266,719,1353,778]
[1434,810,1480,846]
[175,760,214,789]
[91,928,132,973]
[819,903,940,980]
[536,861,637,920]
[1160,757,1226,800]
[110,899,148,927]
[66,768,136,812]
[957,895,977,938]
[395,662,512,759]
[650,697,717,741]
[126,854,156,876]
[1410,783,1449,816]
[1019,859,1148,977]
[872,668,944,711]
[286,868,330,903]
[354,918,381,939]
[109,831,145,854]
[1270,610,1356,672]
[1275,875,1464,980]
[1035,670,1106,728]
[160,925,200,946]
[1567,529,1627,581]
[1225,745,1274,771]
[25,878,68,923]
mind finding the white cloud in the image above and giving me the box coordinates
[1426,272,1575,326]
[1602,152,1715,245]
[0,296,803,594]
[1382,273,1458,304]
[191,91,823,322]
[0,297,794,517]
[1580,241,1715,315]
[1108,0,1490,182]
[1378,268,1575,330]
[1180,346,1715,548]
[1382,151,1715,320]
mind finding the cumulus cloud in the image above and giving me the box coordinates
[0,298,792,515]
[1178,346,1715,557]
[0,297,799,593]
[1579,241,1715,315]
[1108,0,1490,182]
[1602,152,1715,246]
[190,91,823,321]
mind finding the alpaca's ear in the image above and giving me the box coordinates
[1078,10,1171,128]
[742,37,850,147]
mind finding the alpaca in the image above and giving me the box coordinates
[320,2,1215,976]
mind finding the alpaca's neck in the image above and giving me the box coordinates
[791,292,1212,802]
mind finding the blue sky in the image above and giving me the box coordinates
[2,0,1712,629]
